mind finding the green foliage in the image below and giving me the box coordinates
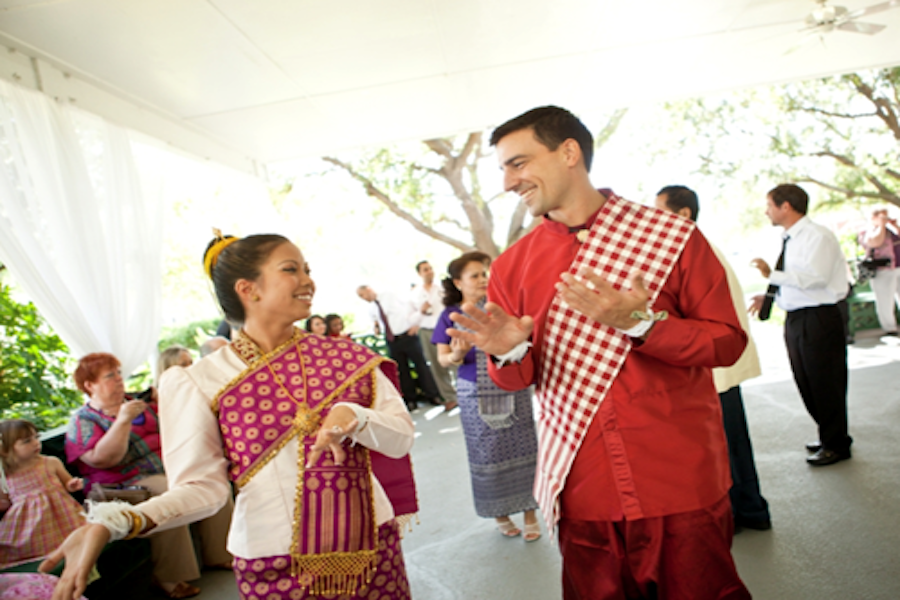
[125,362,154,392]
[157,317,221,353]
[354,143,472,237]
[0,281,82,431]
[662,67,900,213]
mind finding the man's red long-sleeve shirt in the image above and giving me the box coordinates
[487,210,747,521]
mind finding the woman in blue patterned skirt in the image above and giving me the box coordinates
[432,251,541,542]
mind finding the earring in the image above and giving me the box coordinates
[252,295,260,302]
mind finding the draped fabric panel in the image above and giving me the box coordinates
[0,79,162,375]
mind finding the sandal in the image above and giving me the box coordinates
[496,517,521,538]
[523,520,542,543]
[154,581,201,599]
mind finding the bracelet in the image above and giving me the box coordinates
[124,510,144,540]
[619,307,669,338]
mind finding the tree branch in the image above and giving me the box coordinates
[484,191,506,206]
[411,164,441,176]
[797,176,900,205]
[423,138,454,159]
[322,157,475,253]
[811,150,855,168]
[594,108,629,149]
[848,73,900,142]
[811,151,899,199]
[435,215,469,231]
[456,132,480,166]
[424,132,500,257]
[795,106,877,120]
[505,198,539,248]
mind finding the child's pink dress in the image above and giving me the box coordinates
[0,456,85,568]
[0,573,87,600]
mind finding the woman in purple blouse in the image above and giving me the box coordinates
[432,251,541,542]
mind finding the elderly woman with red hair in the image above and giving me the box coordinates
[65,353,232,599]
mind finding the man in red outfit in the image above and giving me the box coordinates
[448,106,751,599]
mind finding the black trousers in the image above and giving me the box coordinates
[784,304,851,453]
[386,332,439,405]
[719,386,769,523]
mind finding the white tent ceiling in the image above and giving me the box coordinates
[1,0,899,174]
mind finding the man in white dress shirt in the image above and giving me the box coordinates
[410,260,458,410]
[750,183,852,467]
[357,284,441,411]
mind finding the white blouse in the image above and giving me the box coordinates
[139,344,414,559]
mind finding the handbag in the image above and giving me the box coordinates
[856,249,891,285]
[86,483,151,505]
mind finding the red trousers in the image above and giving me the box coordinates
[559,495,751,600]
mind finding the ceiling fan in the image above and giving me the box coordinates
[801,0,899,35]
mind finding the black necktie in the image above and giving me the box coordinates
[375,300,395,342]
[759,235,789,321]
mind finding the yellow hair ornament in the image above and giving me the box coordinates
[204,228,240,280]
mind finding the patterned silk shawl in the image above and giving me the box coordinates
[213,329,417,596]
[536,196,694,528]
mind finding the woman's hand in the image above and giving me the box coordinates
[40,523,110,600]
[116,400,147,423]
[306,406,359,468]
[449,337,471,363]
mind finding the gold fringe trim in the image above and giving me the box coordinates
[291,549,378,596]
[394,512,419,538]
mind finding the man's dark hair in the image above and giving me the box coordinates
[489,106,594,172]
[768,184,809,215]
[657,185,699,222]
[415,260,429,273]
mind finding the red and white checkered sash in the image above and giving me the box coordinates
[536,195,694,528]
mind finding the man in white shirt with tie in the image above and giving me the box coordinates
[357,284,441,411]
[410,261,458,410]
[750,183,852,466]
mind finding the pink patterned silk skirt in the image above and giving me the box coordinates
[233,520,410,600]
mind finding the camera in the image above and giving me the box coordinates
[133,388,154,401]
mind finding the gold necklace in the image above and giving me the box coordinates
[258,332,321,438]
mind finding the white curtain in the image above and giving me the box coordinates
[0,79,162,375]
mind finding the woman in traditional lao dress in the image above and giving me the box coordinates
[44,233,417,600]
[432,252,541,542]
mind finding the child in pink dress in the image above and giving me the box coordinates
[0,572,87,600]
[0,419,85,568]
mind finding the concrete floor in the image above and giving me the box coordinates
[191,321,900,599]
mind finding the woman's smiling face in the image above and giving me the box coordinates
[251,242,316,324]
